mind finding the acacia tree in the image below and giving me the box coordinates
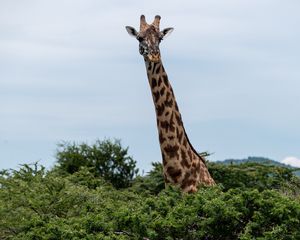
[1,162,300,239]
[55,139,138,189]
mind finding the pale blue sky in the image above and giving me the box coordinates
[1,0,300,171]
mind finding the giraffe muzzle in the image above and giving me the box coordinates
[147,53,161,63]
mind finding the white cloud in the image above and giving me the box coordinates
[282,156,300,168]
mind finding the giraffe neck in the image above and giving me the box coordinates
[144,59,215,192]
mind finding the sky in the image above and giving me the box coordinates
[0,0,300,172]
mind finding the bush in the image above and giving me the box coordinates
[55,139,139,189]
[131,162,165,195]
[131,161,300,197]
[1,163,300,239]
[209,161,300,195]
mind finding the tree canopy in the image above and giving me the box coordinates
[55,139,138,189]
[1,139,300,239]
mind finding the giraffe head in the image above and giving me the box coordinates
[126,15,174,63]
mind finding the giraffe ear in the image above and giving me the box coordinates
[125,26,138,37]
[160,27,174,39]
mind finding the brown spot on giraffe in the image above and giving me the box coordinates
[188,149,193,161]
[169,116,176,132]
[175,113,182,125]
[168,136,175,141]
[160,120,169,132]
[177,128,184,143]
[166,166,182,183]
[175,102,179,111]
[163,75,169,87]
[191,164,197,178]
[153,91,160,102]
[162,152,167,166]
[165,98,173,108]
[160,86,166,96]
[156,103,165,116]
[152,62,158,74]
[183,138,188,148]
[180,148,191,169]
[126,15,215,193]
[158,77,162,87]
[166,91,171,101]
[159,131,166,144]
[151,78,157,88]
[164,144,179,159]
[181,172,192,189]
[156,64,161,74]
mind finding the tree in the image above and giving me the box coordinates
[1,162,300,239]
[208,162,300,195]
[55,139,138,189]
[132,162,165,195]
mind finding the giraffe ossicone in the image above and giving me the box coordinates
[126,15,215,193]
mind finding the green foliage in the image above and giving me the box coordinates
[1,161,300,239]
[132,161,300,197]
[217,156,300,177]
[55,139,138,189]
[0,163,135,239]
[131,162,165,195]
[209,162,300,196]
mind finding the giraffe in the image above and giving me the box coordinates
[126,15,215,193]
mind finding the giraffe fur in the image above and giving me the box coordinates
[126,15,215,193]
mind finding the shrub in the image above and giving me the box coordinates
[55,139,139,189]
[1,163,300,239]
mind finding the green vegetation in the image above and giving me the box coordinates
[55,139,138,189]
[1,139,300,239]
[216,157,300,177]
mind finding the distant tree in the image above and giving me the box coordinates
[55,139,138,189]
[209,162,300,195]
